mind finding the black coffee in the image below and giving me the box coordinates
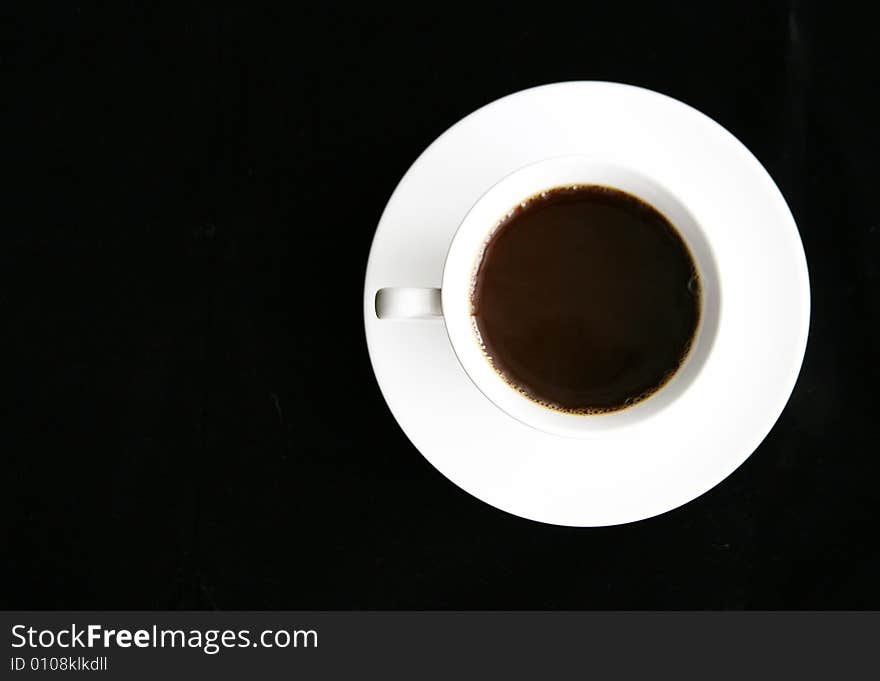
[472,185,700,414]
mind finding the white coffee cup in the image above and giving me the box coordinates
[375,155,721,438]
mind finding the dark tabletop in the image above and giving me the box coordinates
[4,2,879,609]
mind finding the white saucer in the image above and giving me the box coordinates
[363,82,810,527]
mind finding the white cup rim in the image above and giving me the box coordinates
[440,154,722,439]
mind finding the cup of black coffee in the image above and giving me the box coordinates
[376,156,720,437]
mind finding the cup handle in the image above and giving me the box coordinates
[375,287,443,320]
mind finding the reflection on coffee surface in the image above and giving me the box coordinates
[471,185,700,414]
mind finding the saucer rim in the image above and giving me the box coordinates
[363,81,810,527]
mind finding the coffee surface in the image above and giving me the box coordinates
[472,185,700,413]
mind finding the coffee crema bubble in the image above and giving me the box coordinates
[471,185,701,415]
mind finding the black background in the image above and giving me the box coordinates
[4,2,879,609]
